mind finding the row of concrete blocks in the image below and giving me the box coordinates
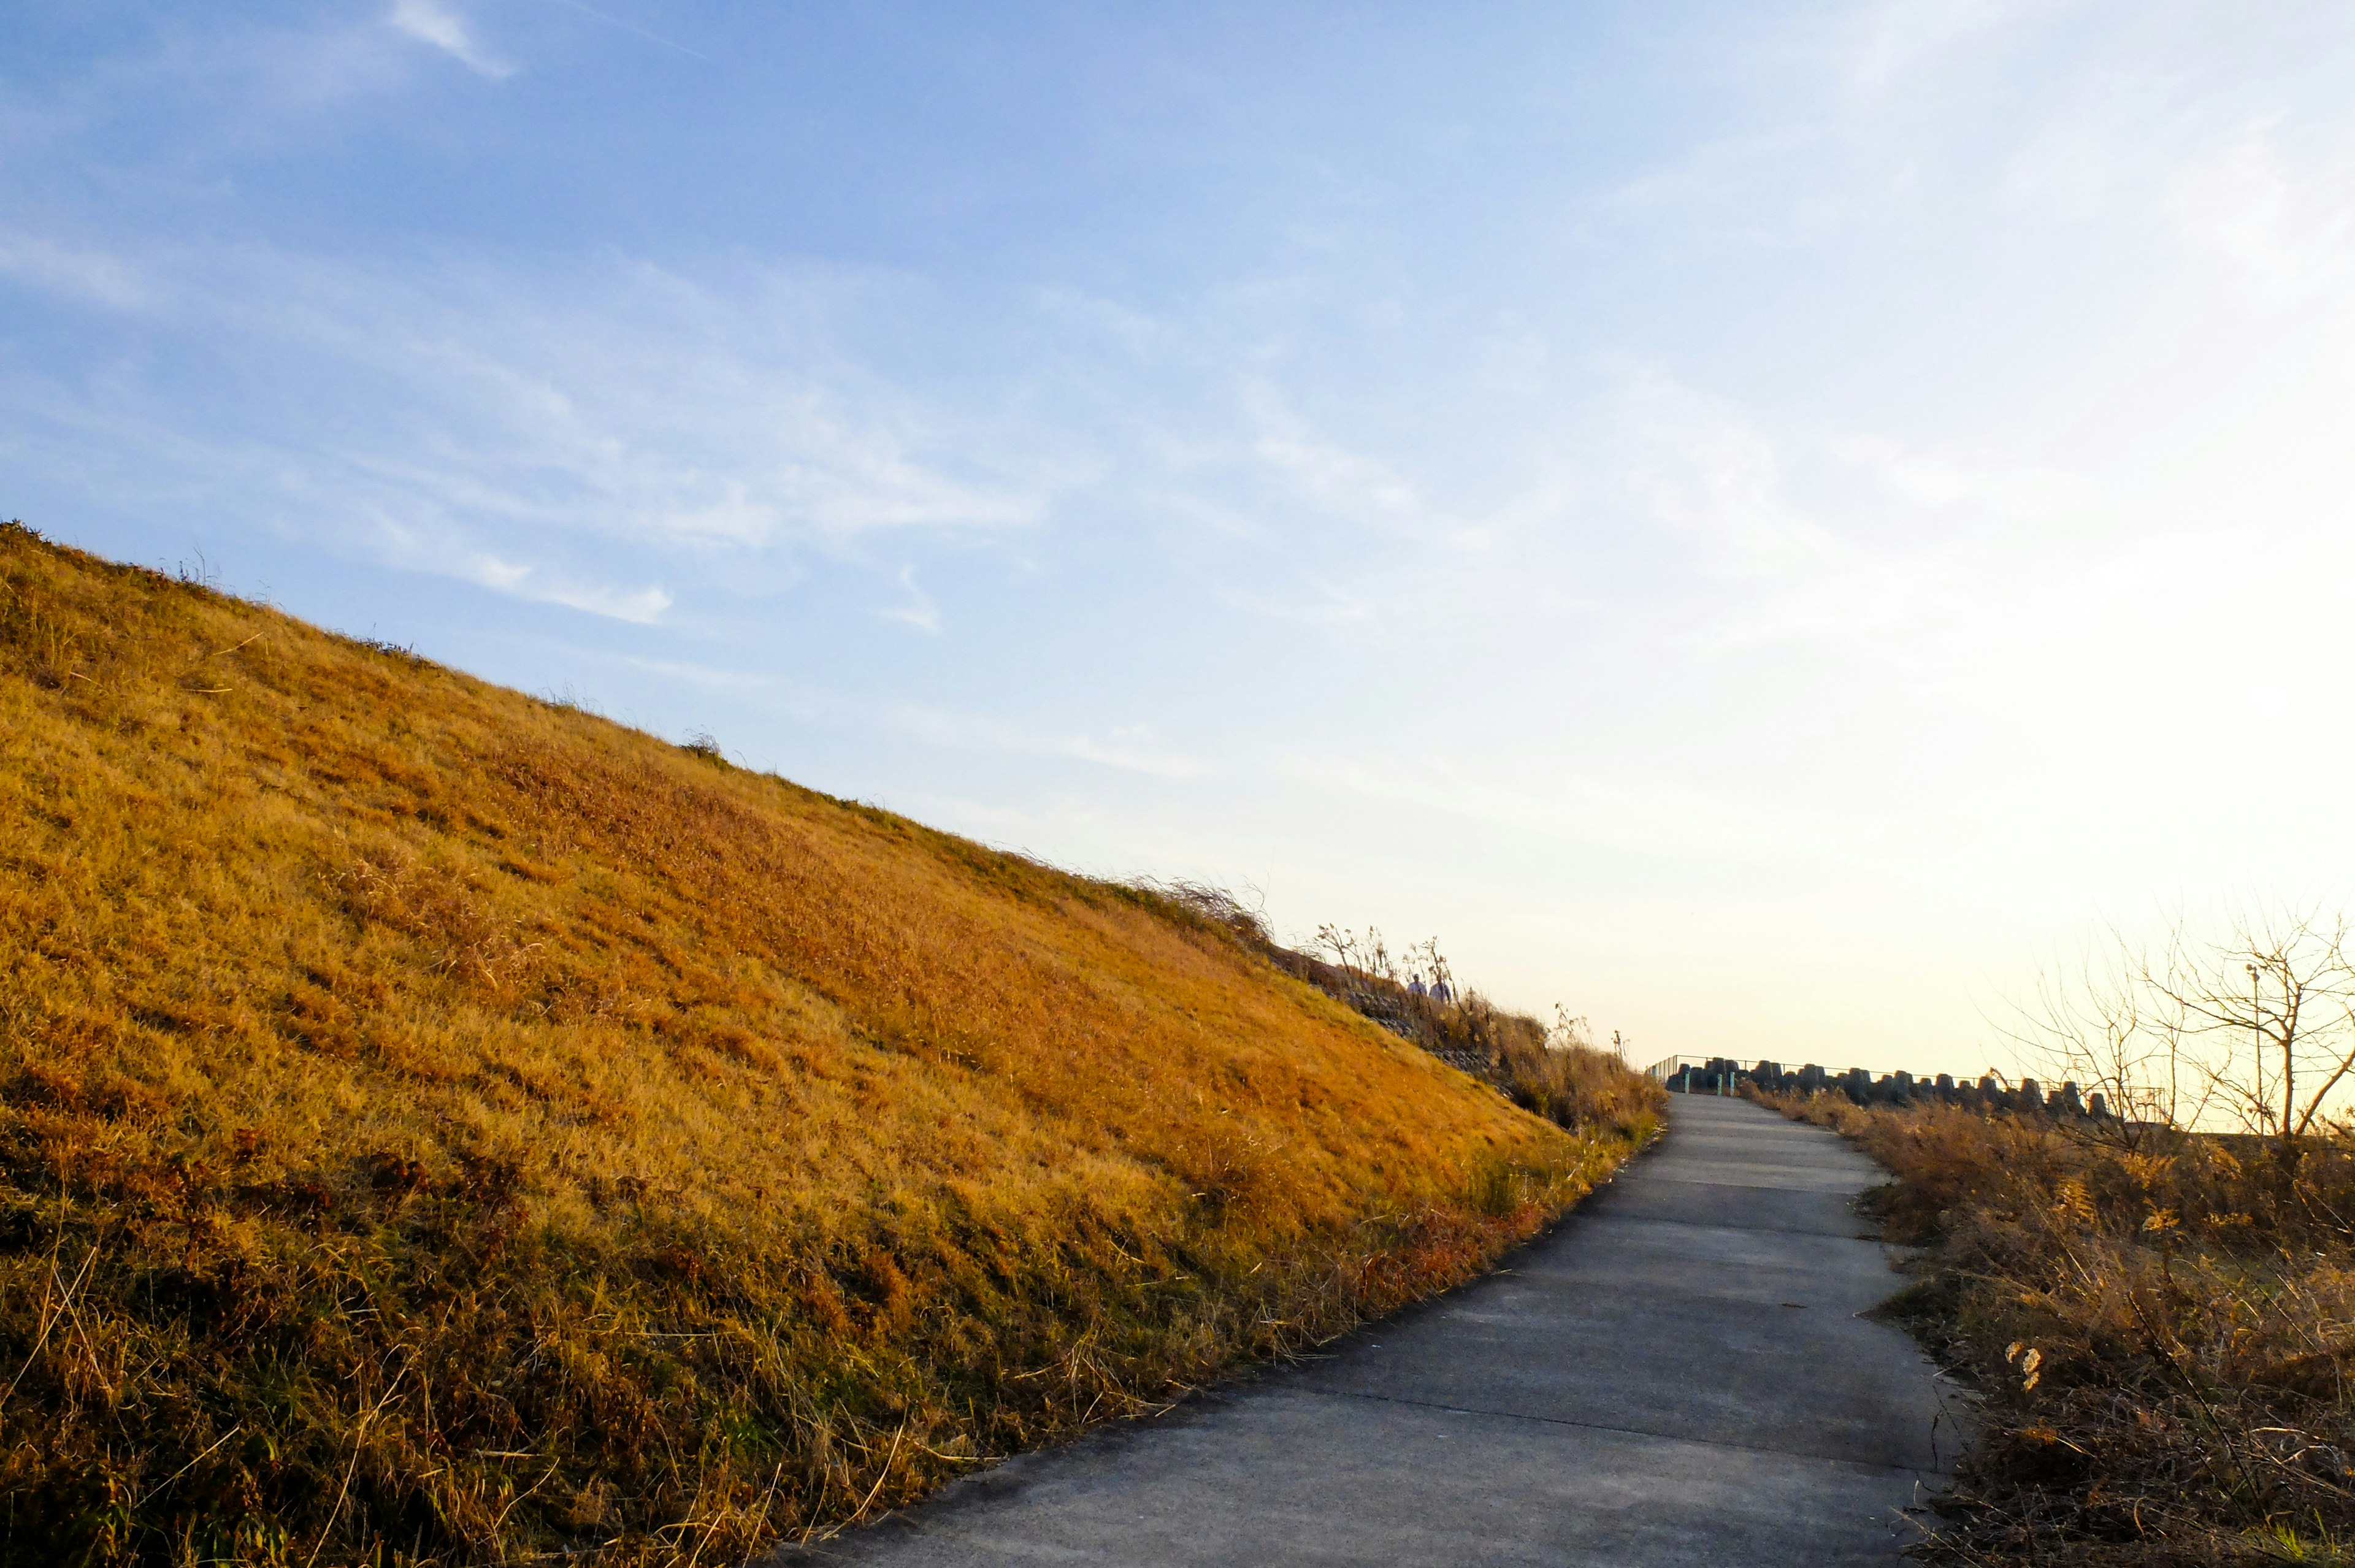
[1667,1057,2110,1119]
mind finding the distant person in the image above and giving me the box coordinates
[1409,974,1427,998]
[1431,979,1452,1004]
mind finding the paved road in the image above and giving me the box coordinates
[764,1094,1966,1567]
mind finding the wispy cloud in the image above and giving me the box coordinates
[1844,0,2040,91]
[0,237,1066,621]
[559,654,1203,778]
[880,566,941,632]
[890,707,1211,778]
[1277,751,1881,872]
[0,235,153,312]
[387,0,512,80]
[543,0,708,61]
[1217,575,1376,627]
[2165,122,2355,308]
[1620,377,1836,583]
[1245,384,1436,539]
[458,553,671,622]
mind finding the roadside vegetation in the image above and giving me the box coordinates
[1755,915,2355,1565]
[1136,887,1660,1145]
[0,524,1659,1567]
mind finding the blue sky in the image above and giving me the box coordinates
[9,1,2355,1073]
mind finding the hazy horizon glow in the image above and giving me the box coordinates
[10,2,2355,1077]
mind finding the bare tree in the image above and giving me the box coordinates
[2009,909,2355,1163]
[2145,909,2355,1164]
[2003,936,2204,1151]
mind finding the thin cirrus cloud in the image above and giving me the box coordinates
[386,0,513,80]
[449,552,674,626]
[0,235,1065,622]
[0,235,154,312]
[886,706,1212,780]
[2164,125,2355,307]
[880,567,941,634]
[578,647,1209,781]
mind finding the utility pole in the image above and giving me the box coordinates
[2248,962,2263,1133]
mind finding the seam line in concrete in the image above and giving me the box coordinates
[1303,1385,1936,1479]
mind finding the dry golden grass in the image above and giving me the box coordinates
[1760,1090,2355,1566]
[0,524,1655,1566]
[1139,887,1661,1144]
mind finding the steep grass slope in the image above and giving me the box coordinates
[0,524,1653,1566]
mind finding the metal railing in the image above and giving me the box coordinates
[1646,1054,1723,1081]
[1645,1055,1746,1095]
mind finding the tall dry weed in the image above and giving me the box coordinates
[1761,1090,2355,1565]
[1135,882,1664,1144]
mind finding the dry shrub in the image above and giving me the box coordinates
[1760,1090,2355,1566]
[1490,1019,1662,1142]
[0,523,1657,1566]
[1160,892,1665,1147]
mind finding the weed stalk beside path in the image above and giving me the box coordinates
[1754,1088,2355,1566]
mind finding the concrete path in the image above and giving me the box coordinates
[762,1095,1966,1567]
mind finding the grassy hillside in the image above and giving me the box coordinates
[0,523,1658,1567]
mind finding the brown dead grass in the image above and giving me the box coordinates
[1136,885,1662,1145]
[1758,1090,2355,1566]
[0,524,1656,1566]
